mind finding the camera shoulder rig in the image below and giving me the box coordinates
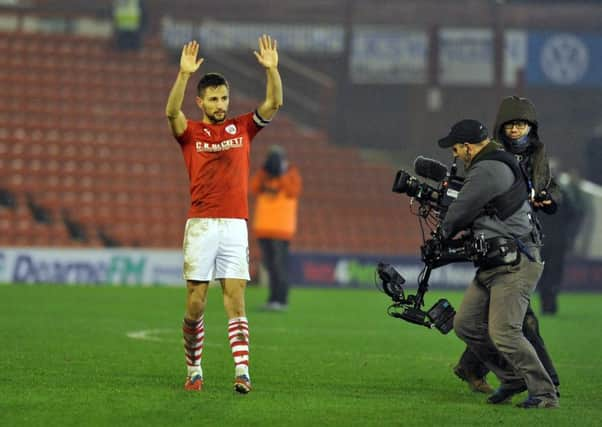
[376,262,456,334]
[421,232,487,268]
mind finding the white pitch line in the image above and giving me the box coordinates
[125,329,577,368]
[126,328,269,349]
[126,328,218,344]
[125,329,448,361]
[126,329,170,342]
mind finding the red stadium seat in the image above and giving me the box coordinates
[0,29,418,255]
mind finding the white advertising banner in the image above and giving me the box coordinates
[161,17,344,54]
[504,30,528,87]
[439,28,493,85]
[350,26,428,84]
[0,248,183,286]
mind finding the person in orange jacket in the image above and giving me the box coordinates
[251,145,302,311]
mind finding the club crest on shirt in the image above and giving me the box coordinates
[225,124,237,135]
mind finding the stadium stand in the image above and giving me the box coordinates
[0,28,421,258]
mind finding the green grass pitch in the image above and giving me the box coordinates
[1,284,601,426]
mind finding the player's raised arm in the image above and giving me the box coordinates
[254,34,283,121]
[165,41,204,137]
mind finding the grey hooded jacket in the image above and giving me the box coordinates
[493,96,561,214]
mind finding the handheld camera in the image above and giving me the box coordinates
[376,156,471,334]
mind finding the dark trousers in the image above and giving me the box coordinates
[115,30,141,50]
[457,304,560,386]
[538,248,566,314]
[259,238,290,304]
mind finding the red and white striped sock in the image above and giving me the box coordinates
[228,316,250,378]
[183,316,204,378]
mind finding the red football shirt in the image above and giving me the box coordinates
[175,112,267,219]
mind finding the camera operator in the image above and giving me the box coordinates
[438,119,558,409]
[453,97,560,396]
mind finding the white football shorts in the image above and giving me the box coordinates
[182,218,250,281]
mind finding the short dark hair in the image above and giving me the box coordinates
[197,73,229,97]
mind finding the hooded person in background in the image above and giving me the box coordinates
[251,145,302,311]
[495,96,561,215]
[585,130,602,185]
[453,96,561,398]
[538,167,585,314]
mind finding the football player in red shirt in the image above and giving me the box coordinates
[165,35,282,393]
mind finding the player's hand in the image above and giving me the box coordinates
[180,41,204,74]
[254,34,278,69]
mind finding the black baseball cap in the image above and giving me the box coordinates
[438,119,489,148]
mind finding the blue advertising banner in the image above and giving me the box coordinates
[527,31,602,86]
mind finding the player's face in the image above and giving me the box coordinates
[197,85,230,124]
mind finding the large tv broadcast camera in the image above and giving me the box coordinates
[392,156,464,222]
[376,156,486,334]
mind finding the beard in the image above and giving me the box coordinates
[207,110,227,124]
